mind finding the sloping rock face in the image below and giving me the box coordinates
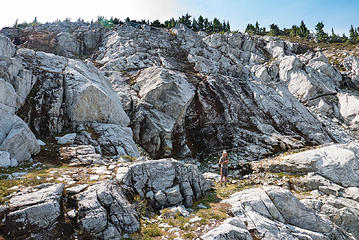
[202,186,353,240]
[0,37,40,166]
[266,141,359,187]
[0,40,139,160]
[184,75,330,158]
[1,183,65,239]
[94,23,334,159]
[121,158,211,208]
[3,22,359,161]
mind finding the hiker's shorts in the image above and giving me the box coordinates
[221,167,228,177]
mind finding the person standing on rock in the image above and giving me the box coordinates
[219,150,229,186]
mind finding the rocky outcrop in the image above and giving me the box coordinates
[121,158,211,208]
[303,195,359,239]
[265,141,359,187]
[71,181,140,239]
[3,22,359,160]
[203,186,354,240]
[10,45,138,159]
[183,74,332,159]
[252,142,359,238]
[94,23,337,159]
[0,183,65,239]
[1,22,103,58]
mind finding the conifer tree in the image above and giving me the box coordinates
[299,20,309,38]
[315,22,328,42]
[192,18,198,31]
[269,24,280,36]
[349,25,358,44]
[198,15,204,31]
[213,18,221,32]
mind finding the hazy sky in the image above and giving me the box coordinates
[1,0,358,34]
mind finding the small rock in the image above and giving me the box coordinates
[12,172,27,178]
[158,223,172,228]
[67,209,77,218]
[189,216,202,223]
[89,175,99,181]
[37,139,46,146]
[197,203,207,209]
[56,133,77,145]
[168,227,181,233]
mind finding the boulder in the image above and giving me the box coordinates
[65,59,130,126]
[266,142,359,187]
[338,93,359,127]
[72,181,140,239]
[0,151,16,168]
[84,123,140,158]
[56,133,77,145]
[202,222,253,240]
[0,113,40,165]
[121,159,211,208]
[1,183,65,239]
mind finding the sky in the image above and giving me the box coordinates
[1,0,359,35]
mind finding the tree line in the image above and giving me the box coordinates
[245,21,359,44]
[13,14,230,33]
[96,14,231,33]
[12,16,359,44]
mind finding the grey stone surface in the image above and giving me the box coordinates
[218,186,353,240]
[0,34,15,57]
[60,145,101,166]
[267,142,359,187]
[56,133,77,145]
[73,181,140,239]
[0,113,40,165]
[121,159,211,208]
[2,183,65,239]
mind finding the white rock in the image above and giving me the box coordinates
[56,133,77,145]
[0,34,15,57]
[90,175,100,181]
[189,216,202,223]
[37,139,46,146]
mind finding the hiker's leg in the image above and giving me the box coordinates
[220,167,223,185]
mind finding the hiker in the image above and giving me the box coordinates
[219,150,229,186]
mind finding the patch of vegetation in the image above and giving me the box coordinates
[270,172,302,179]
[0,169,60,204]
[121,155,137,162]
